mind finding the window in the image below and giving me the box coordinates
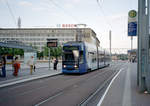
[79,51,84,64]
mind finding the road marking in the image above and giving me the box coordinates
[122,67,131,106]
[35,92,63,106]
[0,72,61,88]
[87,69,112,82]
[97,68,124,106]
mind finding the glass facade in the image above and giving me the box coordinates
[0,28,96,51]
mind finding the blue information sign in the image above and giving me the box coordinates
[128,22,137,36]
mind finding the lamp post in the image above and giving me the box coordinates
[109,30,112,60]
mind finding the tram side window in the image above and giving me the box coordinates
[80,51,84,64]
[92,53,96,62]
[88,52,95,62]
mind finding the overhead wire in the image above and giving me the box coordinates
[5,0,17,26]
[96,0,113,29]
[48,0,81,24]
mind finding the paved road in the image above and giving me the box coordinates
[98,63,150,106]
[0,61,125,106]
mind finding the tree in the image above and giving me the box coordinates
[42,45,62,59]
[0,47,24,56]
[37,51,44,60]
[51,46,62,59]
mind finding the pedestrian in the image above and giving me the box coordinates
[12,57,14,72]
[13,57,20,76]
[27,56,34,75]
[0,57,2,76]
[0,56,6,77]
[53,58,58,70]
[33,65,36,72]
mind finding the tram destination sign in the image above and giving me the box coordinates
[47,39,57,47]
[63,46,78,51]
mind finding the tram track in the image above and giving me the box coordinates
[34,63,125,106]
[79,63,128,106]
[34,67,113,106]
[0,62,126,106]
[79,69,120,106]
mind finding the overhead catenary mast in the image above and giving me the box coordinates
[17,17,21,28]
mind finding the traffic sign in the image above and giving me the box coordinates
[128,22,137,36]
[129,10,137,18]
[128,10,137,36]
[128,10,137,23]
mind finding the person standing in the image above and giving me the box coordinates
[12,56,14,72]
[53,58,58,70]
[13,57,20,76]
[27,56,34,75]
[0,56,6,77]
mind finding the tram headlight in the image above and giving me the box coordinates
[74,65,78,68]
[63,65,66,68]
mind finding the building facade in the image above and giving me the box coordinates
[0,28,99,51]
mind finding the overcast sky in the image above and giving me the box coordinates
[0,0,138,53]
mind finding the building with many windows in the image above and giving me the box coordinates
[0,28,100,51]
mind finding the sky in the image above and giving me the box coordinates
[0,0,138,53]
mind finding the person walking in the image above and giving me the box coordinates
[13,57,20,76]
[0,56,6,77]
[27,56,34,75]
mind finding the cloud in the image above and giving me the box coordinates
[32,7,47,11]
[64,3,74,9]
[19,1,32,7]
[110,13,127,23]
[64,0,81,4]
[91,13,135,49]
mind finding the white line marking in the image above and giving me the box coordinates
[0,72,61,88]
[97,68,124,106]
[122,67,131,106]
[35,92,63,106]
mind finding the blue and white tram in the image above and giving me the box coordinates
[97,47,110,68]
[62,41,110,74]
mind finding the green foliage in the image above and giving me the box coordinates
[50,46,62,58]
[42,46,62,58]
[0,47,24,56]
[37,51,43,59]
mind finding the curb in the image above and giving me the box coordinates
[0,72,62,88]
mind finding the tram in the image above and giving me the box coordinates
[62,41,111,74]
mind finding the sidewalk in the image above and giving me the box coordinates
[97,63,150,106]
[0,62,62,88]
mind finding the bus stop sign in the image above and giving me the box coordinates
[128,22,137,36]
[128,10,137,36]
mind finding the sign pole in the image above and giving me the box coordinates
[128,10,137,63]
[131,36,133,50]
[49,48,50,70]
[47,39,58,70]
[130,36,133,62]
